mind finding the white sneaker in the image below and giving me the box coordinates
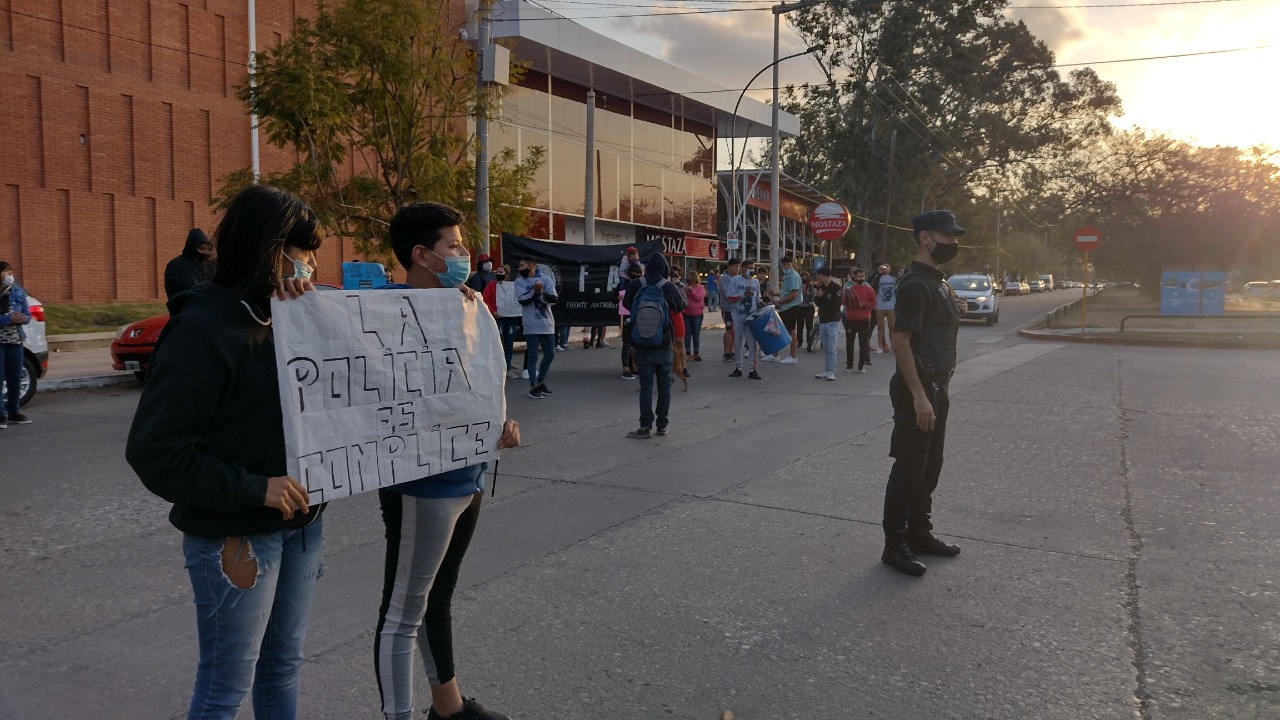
[815,373,826,379]
[780,356,798,365]
[761,354,781,363]
[857,368,866,373]
[520,369,530,379]
[823,371,836,381]
[507,370,520,379]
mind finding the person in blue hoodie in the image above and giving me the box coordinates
[0,261,32,427]
[514,257,558,399]
[126,185,324,720]
[374,201,521,720]
[622,252,686,438]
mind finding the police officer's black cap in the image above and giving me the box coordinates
[912,210,966,236]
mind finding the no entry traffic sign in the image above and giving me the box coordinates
[1074,226,1101,253]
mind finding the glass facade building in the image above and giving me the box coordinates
[493,70,717,242]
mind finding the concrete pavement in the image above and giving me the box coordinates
[2,289,1276,720]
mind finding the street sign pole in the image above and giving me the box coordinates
[1082,251,1089,330]
[1073,226,1101,332]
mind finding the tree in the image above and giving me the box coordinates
[778,0,1120,266]
[215,0,544,263]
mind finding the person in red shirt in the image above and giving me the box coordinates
[842,267,877,372]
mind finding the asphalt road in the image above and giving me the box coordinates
[2,289,1276,720]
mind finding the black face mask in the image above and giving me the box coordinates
[519,268,532,278]
[929,236,960,264]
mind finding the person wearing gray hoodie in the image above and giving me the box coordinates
[514,258,558,399]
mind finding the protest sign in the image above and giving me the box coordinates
[272,289,505,503]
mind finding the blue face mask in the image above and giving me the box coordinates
[287,257,314,280]
[429,250,471,288]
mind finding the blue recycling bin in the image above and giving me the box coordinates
[745,305,791,356]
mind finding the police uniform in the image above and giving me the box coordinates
[881,210,967,576]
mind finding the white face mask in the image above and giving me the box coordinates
[481,261,493,272]
[2,275,13,287]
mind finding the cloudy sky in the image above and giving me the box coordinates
[547,0,1279,152]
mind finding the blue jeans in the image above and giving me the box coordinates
[525,333,555,387]
[183,518,324,720]
[635,346,673,430]
[497,317,521,370]
[556,324,571,347]
[1,342,22,415]
[818,320,840,373]
[683,314,703,355]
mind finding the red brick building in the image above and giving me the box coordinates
[0,0,354,303]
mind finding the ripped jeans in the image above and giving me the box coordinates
[182,518,324,720]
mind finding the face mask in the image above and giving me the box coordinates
[495,274,507,282]
[519,267,532,278]
[287,257,314,280]
[481,261,493,272]
[929,236,960,264]
[429,250,471,288]
[1,275,13,287]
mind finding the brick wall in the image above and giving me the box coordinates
[0,0,365,302]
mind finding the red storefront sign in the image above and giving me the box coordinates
[741,177,811,223]
[684,237,722,260]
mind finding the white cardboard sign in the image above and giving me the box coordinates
[272,289,505,503]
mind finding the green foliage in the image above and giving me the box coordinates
[780,0,1120,265]
[45,303,168,335]
[215,0,544,264]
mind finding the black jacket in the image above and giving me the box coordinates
[126,283,325,537]
[623,254,686,348]
[164,229,214,300]
[814,280,843,323]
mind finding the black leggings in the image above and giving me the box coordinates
[375,491,483,716]
[844,318,872,369]
[796,306,815,347]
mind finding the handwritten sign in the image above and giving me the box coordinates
[272,290,506,503]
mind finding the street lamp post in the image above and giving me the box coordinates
[728,45,820,245]
[768,0,825,282]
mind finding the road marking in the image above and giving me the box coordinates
[971,335,1005,344]
[868,343,1066,396]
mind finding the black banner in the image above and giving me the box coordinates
[501,234,664,326]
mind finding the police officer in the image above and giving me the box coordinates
[881,210,969,576]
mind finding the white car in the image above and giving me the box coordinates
[1,294,48,407]
[946,273,1000,325]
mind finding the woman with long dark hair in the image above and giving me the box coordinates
[126,185,325,720]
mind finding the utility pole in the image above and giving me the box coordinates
[584,90,595,245]
[475,0,492,254]
[879,128,897,257]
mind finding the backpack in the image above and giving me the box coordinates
[629,278,672,348]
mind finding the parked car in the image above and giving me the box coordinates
[1002,280,1022,296]
[1243,281,1271,300]
[946,273,1000,325]
[1,294,49,407]
[111,283,341,382]
[1030,279,1047,293]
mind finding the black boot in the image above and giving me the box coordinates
[881,542,927,576]
[907,532,961,557]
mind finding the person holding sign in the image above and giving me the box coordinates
[125,185,325,720]
[375,202,521,720]
[515,257,558,399]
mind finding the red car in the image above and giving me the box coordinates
[111,283,340,381]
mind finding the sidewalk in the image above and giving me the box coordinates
[41,346,135,392]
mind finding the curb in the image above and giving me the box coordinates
[1017,294,1280,350]
[43,374,137,393]
[49,332,117,352]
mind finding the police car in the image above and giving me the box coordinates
[946,273,1000,325]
